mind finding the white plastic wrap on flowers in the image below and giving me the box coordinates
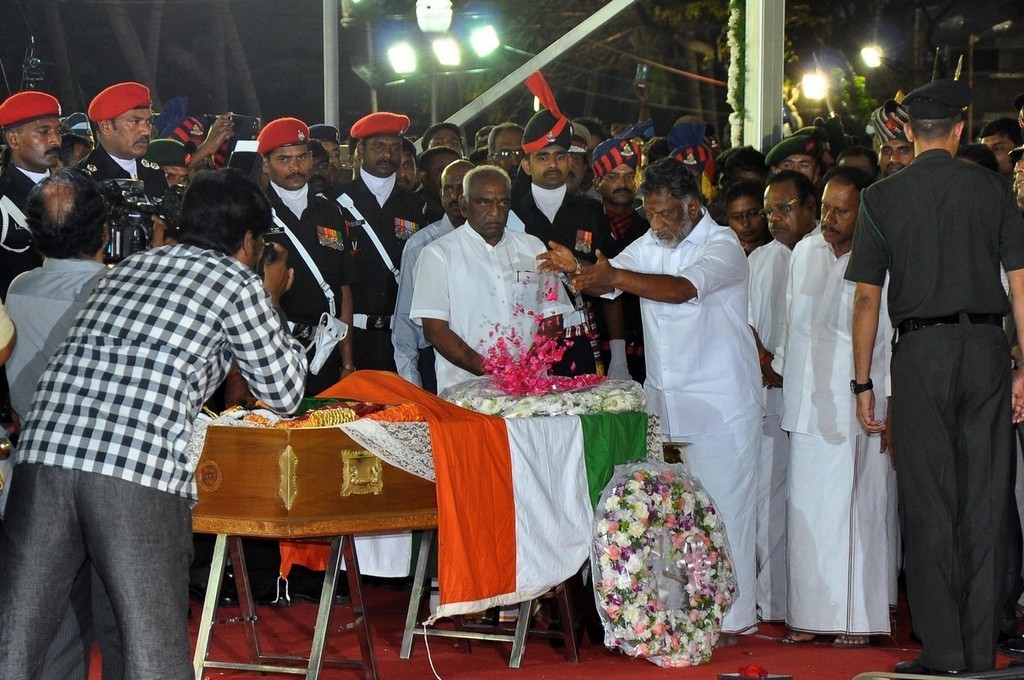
[442,377,645,418]
[591,461,737,667]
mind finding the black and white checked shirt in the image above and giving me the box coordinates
[16,244,307,502]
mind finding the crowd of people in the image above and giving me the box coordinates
[0,70,1023,678]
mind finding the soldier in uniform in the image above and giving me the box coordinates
[0,91,61,297]
[79,82,165,198]
[259,117,354,396]
[847,79,1024,675]
[590,133,649,383]
[871,98,915,178]
[339,112,425,372]
[511,72,612,377]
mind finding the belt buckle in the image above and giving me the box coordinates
[372,316,387,330]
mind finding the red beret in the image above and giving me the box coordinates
[88,82,151,122]
[0,91,61,128]
[350,112,410,140]
[257,117,310,154]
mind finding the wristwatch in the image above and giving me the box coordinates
[850,378,874,395]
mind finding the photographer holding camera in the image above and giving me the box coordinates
[0,169,306,679]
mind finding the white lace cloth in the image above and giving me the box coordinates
[185,411,663,482]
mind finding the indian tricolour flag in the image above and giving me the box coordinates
[318,371,649,619]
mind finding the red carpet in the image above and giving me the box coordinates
[85,583,1023,679]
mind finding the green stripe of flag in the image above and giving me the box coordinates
[579,411,649,508]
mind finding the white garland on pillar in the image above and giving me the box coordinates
[726,1,744,147]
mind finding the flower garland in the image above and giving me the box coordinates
[592,463,736,667]
[726,0,745,147]
[445,377,644,418]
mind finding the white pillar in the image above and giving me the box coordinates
[323,0,340,126]
[743,0,785,151]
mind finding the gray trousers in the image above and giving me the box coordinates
[891,321,1014,672]
[0,464,193,680]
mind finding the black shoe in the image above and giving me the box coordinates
[893,659,962,676]
[999,633,1024,659]
[285,566,350,605]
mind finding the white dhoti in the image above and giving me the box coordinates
[786,432,893,634]
[674,407,761,634]
[756,412,789,621]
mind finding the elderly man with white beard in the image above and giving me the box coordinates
[540,157,763,642]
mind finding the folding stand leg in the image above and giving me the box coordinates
[227,536,264,661]
[192,533,227,679]
[400,530,435,659]
[341,535,379,680]
[507,599,534,669]
[305,536,343,679]
[553,577,581,662]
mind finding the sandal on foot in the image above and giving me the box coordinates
[778,631,820,644]
[831,634,870,648]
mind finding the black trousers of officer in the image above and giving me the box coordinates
[891,319,1015,672]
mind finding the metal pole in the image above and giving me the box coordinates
[323,0,339,126]
[431,73,439,124]
[367,21,378,113]
[443,0,639,128]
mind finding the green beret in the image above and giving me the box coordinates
[146,138,190,167]
[765,134,821,167]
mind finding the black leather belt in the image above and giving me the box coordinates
[353,314,392,330]
[896,312,1003,336]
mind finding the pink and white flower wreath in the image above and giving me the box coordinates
[592,463,737,667]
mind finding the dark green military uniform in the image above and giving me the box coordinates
[846,134,1024,671]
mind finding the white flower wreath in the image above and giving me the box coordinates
[591,462,737,667]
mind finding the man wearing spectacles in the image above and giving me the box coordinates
[79,82,165,199]
[744,170,817,626]
[486,122,524,179]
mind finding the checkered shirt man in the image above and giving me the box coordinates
[15,243,307,502]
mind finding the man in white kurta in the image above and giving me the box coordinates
[549,159,764,636]
[746,170,821,622]
[778,167,895,642]
[411,166,572,394]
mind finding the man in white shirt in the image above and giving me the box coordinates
[546,158,764,639]
[778,166,895,646]
[746,169,820,625]
[393,159,474,390]
[411,166,572,394]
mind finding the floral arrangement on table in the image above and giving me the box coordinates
[441,277,646,417]
[444,377,644,418]
[592,462,736,668]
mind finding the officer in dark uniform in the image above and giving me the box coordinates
[590,133,650,383]
[0,91,62,297]
[259,117,354,396]
[511,72,612,377]
[339,112,425,372]
[79,82,166,199]
[846,79,1024,675]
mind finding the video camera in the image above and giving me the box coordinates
[98,179,166,264]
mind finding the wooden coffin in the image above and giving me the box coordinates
[192,425,437,538]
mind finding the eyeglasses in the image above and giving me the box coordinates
[760,197,799,220]
[728,208,761,223]
[493,149,524,159]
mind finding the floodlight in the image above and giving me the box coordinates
[388,42,417,74]
[802,72,828,101]
[470,25,500,57]
[432,38,461,66]
[861,45,882,69]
